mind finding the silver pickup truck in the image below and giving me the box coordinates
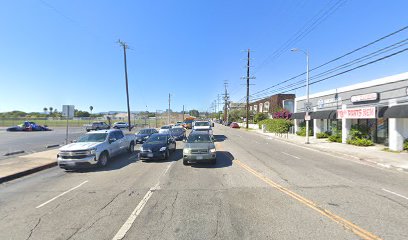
[57,129,135,169]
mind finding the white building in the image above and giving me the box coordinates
[292,72,408,151]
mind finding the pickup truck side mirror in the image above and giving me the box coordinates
[109,138,117,144]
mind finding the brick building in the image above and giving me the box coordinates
[249,94,295,115]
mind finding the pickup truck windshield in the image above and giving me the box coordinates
[77,133,108,142]
[194,122,210,126]
[187,134,212,143]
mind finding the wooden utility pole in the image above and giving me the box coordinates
[118,39,132,132]
[241,49,255,129]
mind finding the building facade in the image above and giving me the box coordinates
[249,94,295,115]
[292,72,408,151]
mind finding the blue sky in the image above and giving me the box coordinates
[0,0,407,113]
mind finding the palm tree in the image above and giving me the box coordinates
[89,106,93,114]
[43,107,48,114]
[49,107,53,116]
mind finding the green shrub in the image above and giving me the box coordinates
[296,126,312,136]
[254,113,268,124]
[347,138,374,146]
[316,132,330,139]
[259,119,293,134]
[328,134,342,143]
[404,139,408,151]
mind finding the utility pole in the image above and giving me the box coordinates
[241,49,256,129]
[118,39,132,132]
[223,81,229,123]
[168,93,171,125]
[182,105,185,122]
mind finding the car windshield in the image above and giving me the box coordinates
[161,126,170,129]
[77,133,107,142]
[194,122,210,126]
[138,129,151,134]
[145,134,167,144]
[187,134,212,143]
[170,128,183,134]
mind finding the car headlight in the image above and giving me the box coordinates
[87,148,97,155]
[160,147,167,152]
[143,136,149,139]
[183,148,191,154]
[209,148,216,153]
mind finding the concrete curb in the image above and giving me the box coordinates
[0,162,57,184]
[46,144,60,148]
[3,150,25,156]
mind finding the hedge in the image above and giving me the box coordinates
[258,119,293,134]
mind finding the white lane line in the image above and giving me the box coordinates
[281,152,300,159]
[382,188,408,201]
[112,161,174,240]
[36,180,88,209]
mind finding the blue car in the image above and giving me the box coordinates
[169,128,186,141]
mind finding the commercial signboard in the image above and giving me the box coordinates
[337,107,376,119]
[317,97,342,109]
[350,93,378,103]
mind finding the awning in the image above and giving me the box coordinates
[384,104,408,118]
[310,110,337,119]
[290,112,306,119]
[377,106,388,118]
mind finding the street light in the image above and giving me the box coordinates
[291,48,310,144]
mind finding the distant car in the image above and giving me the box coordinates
[158,125,172,134]
[183,131,216,165]
[193,120,213,135]
[85,122,110,132]
[169,127,186,141]
[113,122,129,129]
[224,121,232,126]
[135,128,158,144]
[139,133,176,160]
[230,122,240,128]
[7,121,52,131]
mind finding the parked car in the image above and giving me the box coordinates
[113,122,129,129]
[169,127,186,141]
[139,133,176,160]
[85,122,110,132]
[135,128,158,144]
[7,121,52,131]
[224,121,232,126]
[230,122,240,128]
[57,129,135,169]
[183,131,216,165]
[158,125,172,134]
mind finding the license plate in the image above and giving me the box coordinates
[147,153,153,157]
[66,162,75,166]
[196,156,203,160]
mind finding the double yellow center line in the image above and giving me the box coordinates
[216,140,381,240]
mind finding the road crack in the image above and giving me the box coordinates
[25,217,41,240]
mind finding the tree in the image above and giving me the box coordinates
[89,106,93,114]
[49,107,53,116]
[74,109,91,117]
[189,109,199,117]
[43,107,48,114]
[254,112,268,123]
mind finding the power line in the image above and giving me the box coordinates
[251,25,408,97]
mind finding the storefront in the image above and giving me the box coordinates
[292,72,408,151]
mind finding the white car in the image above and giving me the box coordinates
[57,129,136,169]
[192,121,213,135]
[113,122,129,129]
[159,125,171,134]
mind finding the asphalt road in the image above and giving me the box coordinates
[0,127,84,160]
[0,124,407,239]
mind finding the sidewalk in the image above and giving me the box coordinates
[0,149,58,183]
[250,128,408,172]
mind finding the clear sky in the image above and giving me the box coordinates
[1,0,407,113]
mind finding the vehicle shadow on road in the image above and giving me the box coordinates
[189,151,233,169]
[141,149,182,163]
[66,152,140,173]
[213,135,228,142]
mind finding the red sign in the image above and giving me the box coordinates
[337,107,376,119]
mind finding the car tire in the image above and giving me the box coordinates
[97,152,109,167]
[128,142,135,153]
[183,160,188,165]
[86,129,90,132]
[173,143,176,152]
[165,149,170,160]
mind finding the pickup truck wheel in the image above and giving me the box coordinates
[128,142,135,153]
[98,152,109,167]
